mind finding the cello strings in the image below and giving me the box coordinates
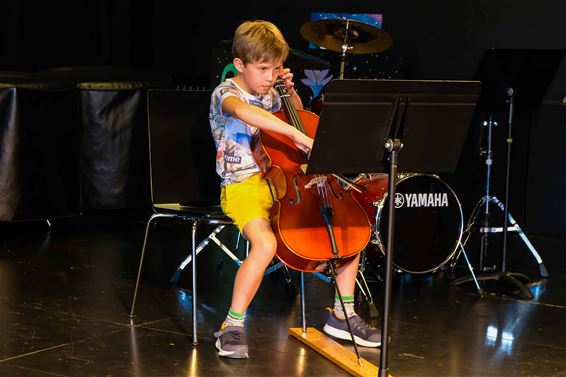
[276,79,306,134]
[277,79,332,210]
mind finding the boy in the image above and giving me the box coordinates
[209,19,381,359]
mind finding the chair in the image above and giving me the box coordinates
[128,89,289,345]
[128,89,242,345]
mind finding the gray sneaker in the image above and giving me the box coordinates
[323,310,382,347]
[213,326,249,359]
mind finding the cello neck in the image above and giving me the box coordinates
[274,79,307,134]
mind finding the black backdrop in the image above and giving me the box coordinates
[2,0,565,96]
[1,0,565,272]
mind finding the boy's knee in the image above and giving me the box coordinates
[252,235,277,260]
[259,236,277,256]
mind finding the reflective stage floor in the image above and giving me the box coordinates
[1,210,565,377]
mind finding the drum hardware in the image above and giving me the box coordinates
[449,89,548,299]
[299,18,393,79]
[355,250,381,319]
[449,49,563,298]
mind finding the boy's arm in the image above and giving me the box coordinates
[222,96,312,153]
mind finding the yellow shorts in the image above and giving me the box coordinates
[220,173,274,233]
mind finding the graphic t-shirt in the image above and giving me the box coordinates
[209,79,281,186]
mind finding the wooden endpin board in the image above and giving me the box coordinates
[289,327,392,377]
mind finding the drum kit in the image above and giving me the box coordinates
[294,19,463,276]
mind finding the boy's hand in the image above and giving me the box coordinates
[291,128,314,157]
[279,67,303,110]
[279,67,297,96]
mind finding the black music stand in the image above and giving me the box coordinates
[450,48,564,299]
[304,78,481,377]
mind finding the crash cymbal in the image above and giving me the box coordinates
[300,18,392,55]
[217,40,330,70]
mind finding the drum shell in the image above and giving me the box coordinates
[359,173,464,274]
[351,173,388,222]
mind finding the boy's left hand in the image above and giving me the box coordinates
[279,67,297,95]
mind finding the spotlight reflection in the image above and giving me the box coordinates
[177,289,193,313]
[486,325,498,343]
[485,325,514,355]
[189,348,198,376]
[296,347,307,376]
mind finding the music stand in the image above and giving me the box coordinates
[304,78,481,377]
[450,48,564,298]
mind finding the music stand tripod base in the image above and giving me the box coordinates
[451,270,534,299]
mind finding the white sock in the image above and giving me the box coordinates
[333,294,356,319]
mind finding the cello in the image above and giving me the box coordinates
[252,79,372,272]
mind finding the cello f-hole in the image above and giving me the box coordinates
[289,174,302,205]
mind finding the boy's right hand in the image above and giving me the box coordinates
[291,129,314,157]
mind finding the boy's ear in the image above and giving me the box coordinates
[233,58,245,73]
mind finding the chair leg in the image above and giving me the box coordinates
[281,264,293,284]
[169,225,229,283]
[208,226,243,266]
[129,213,175,319]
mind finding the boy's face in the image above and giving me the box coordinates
[233,58,284,96]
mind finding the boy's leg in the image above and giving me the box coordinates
[214,217,277,359]
[324,253,382,347]
[334,253,361,301]
[332,254,360,319]
[231,217,277,313]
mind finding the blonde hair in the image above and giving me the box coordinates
[232,20,289,65]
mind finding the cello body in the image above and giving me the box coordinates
[253,107,371,272]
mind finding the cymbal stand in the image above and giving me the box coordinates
[450,89,548,299]
[448,222,485,296]
[338,19,353,79]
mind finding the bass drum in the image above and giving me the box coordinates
[354,173,463,274]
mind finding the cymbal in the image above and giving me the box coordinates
[217,39,330,70]
[300,18,392,55]
[287,48,330,70]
